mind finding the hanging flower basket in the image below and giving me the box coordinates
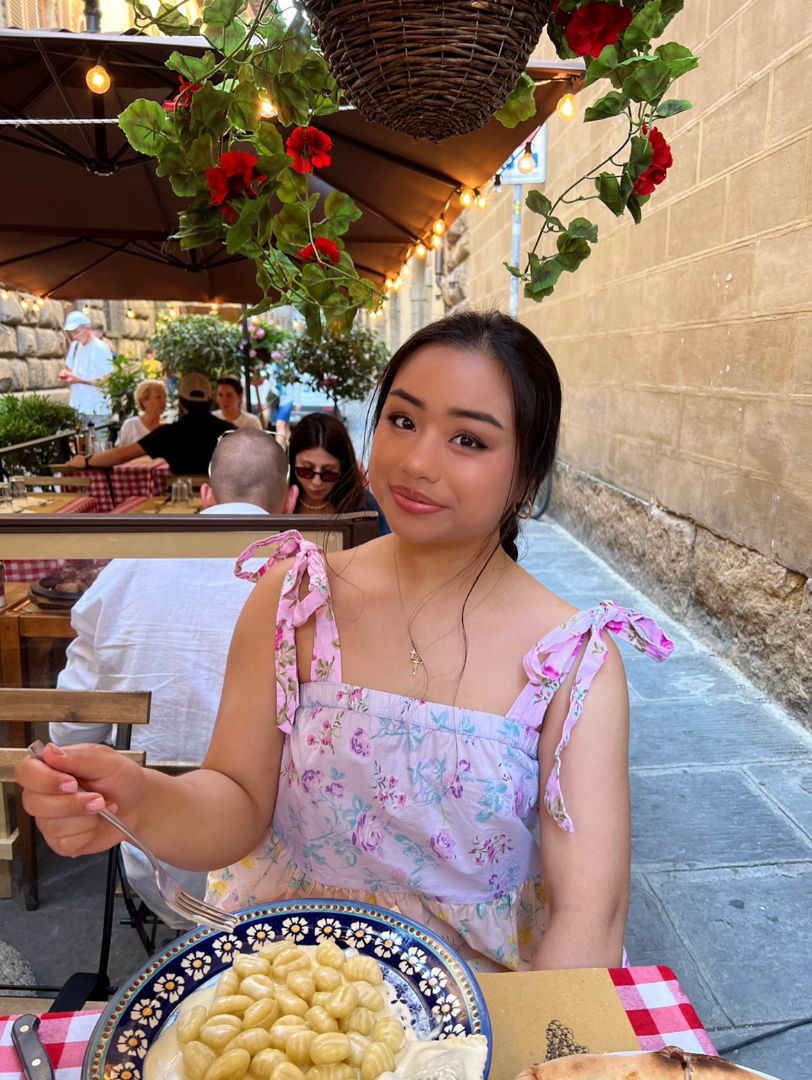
[304,0,553,141]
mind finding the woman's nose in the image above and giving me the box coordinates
[401,432,441,483]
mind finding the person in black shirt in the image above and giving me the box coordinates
[66,372,235,475]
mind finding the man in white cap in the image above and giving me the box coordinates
[66,371,234,475]
[59,310,114,425]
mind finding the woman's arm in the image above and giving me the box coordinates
[532,637,631,969]
[16,560,293,872]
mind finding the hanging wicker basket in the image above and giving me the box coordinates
[304,0,552,142]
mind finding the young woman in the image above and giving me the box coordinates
[213,375,263,429]
[116,379,167,446]
[15,312,671,971]
[289,412,389,533]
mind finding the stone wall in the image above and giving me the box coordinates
[463,0,811,723]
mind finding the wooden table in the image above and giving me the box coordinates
[0,492,94,515]
[132,495,203,514]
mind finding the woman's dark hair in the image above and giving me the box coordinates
[289,413,367,514]
[371,310,561,561]
[217,375,243,396]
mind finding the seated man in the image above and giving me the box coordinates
[50,429,297,926]
[67,372,234,476]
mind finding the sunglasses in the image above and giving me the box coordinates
[294,464,341,484]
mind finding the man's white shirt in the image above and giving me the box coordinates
[65,337,114,416]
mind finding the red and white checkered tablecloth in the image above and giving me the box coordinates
[609,965,717,1055]
[3,497,98,582]
[83,460,170,512]
[0,967,717,1079]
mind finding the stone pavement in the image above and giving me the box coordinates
[519,518,812,1080]
[1,516,810,1079]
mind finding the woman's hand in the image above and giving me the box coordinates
[14,742,147,857]
[67,454,87,468]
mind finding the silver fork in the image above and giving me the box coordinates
[28,740,238,934]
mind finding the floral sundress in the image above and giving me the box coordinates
[206,531,673,971]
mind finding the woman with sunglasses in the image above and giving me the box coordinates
[288,412,390,533]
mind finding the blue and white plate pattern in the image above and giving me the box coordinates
[84,899,491,1080]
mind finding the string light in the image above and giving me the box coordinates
[415,241,427,258]
[402,260,411,277]
[517,141,535,175]
[384,276,395,291]
[556,92,578,121]
[431,233,443,250]
[432,217,446,236]
[209,302,219,313]
[259,97,277,119]
[393,275,403,290]
[492,173,503,195]
[126,307,135,319]
[459,188,474,208]
[85,64,111,94]
[475,190,487,209]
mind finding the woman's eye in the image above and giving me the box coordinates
[387,412,414,430]
[453,432,486,450]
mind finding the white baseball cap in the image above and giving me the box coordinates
[64,311,91,331]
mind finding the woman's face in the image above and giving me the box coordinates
[294,445,343,505]
[216,383,242,417]
[369,344,517,546]
[142,386,166,417]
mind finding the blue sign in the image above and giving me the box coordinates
[498,126,547,186]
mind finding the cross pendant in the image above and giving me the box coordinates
[409,646,423,677]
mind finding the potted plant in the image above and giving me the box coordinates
[0,394,80,476]
[148,314,243,385]
[277,325,389,409]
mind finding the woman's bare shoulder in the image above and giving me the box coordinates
[505,560,582,642]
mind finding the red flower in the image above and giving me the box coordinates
[297,237,341,265]
[162,76,202,112]
[633,126,673,195]
[285,126,333,174]
[205,151,266,208]
[565,2,633,57]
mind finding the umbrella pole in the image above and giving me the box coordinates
[240,305,254,416]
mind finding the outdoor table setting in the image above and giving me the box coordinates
[49,460,171,513]
[0,898,763,1080]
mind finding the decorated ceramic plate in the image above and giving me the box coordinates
[83,898,491,1080]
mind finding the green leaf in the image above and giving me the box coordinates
[524,253,564,299]
[493,73,537,128]
[584,90,628,122]
[626,193,645,224]
[622,58,671,102]
[278,27,311,74]
[324,191,362,235]
[190,83,230,138]
[271,202,309,248]
[202,0,245,28]
[118,99,170,156]
[556,233,592,271]
[653,98,692,118]
[154,1,193,33]
[582,45,618,90]
[228,81,259,132]
[225,198,263,254]
[566,217,599,243]
[627,133,654,182]
[187,134,216,172]
[269,73,310,127]
[595,172,625,216]
[255,121,284,156]
[276,167,306,204]
[525,190,553,217]
[658,0,685,30]
[165,51,215,83]
[654,42,701,79]
[503,262,525,279]
[207,20,247,57]
[623,0,662,51]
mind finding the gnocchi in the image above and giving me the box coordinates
[148,942,419,1080]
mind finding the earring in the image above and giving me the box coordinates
[517,497,534,520]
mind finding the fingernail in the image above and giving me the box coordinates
[59,779,79,793]
[86,796,105,813]
[48,744,66,757]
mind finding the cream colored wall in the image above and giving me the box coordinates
[467,0,812,577]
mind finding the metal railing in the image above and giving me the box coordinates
[0,423,117,481]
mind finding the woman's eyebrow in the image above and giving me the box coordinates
[389,388,504,430]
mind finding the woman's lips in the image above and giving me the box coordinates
[389,485,446,514]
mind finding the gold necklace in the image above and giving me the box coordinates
[298,496,330,510]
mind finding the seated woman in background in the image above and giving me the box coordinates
[116,378,166,446]
[289,412,389,534]
[213,375,262,429]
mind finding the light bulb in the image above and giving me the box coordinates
[385,276,395,291]
[517,142,535,175]
[459,188,474,208]
[259,97,277,119]
[556,92,577,121]
[209,302,218,313]
[126,307,135,319]
[492,174,503,195]
[431,233,443,249]
[415,241,427,258]
[402,260,411,276]
[86,65,111,94]
[393,275,403,290]
[475,191,487,209]
[432,217,446,236]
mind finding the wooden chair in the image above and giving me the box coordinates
[0,688,150,1008]
[15,476,93,491]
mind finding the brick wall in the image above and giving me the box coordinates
[465,0,812,722]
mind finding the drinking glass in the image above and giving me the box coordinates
[0,482,12,511]
[10,476,27,504]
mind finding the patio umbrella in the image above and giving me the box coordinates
[0,28,580,301]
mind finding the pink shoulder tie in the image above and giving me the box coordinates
[523,601,674,833]
[234,529,340,733]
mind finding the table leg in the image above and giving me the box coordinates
[7,722,39,910]
[0,787,14,898]
[0,613,24,687]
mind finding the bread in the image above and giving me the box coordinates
[515,1046,755,1079]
